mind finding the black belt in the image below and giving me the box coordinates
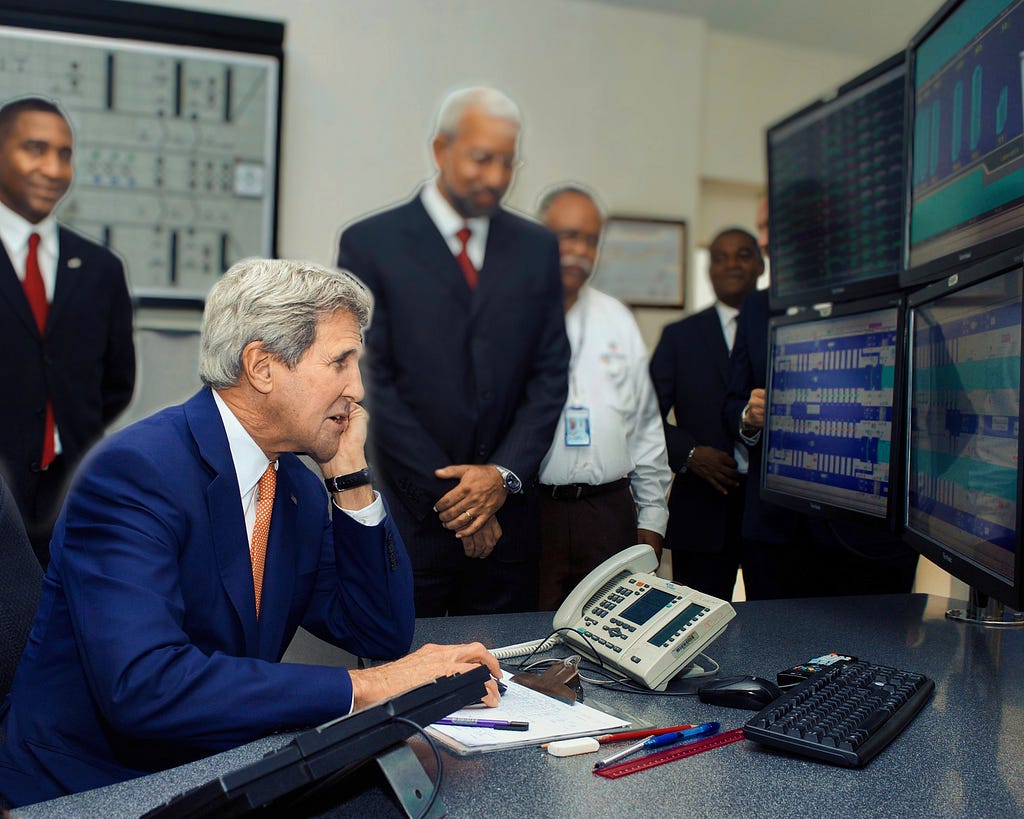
[540,477,630,501]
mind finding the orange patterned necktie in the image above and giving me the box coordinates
[23,232,56,469]
[250,463,276,617]
[455,226,478,289]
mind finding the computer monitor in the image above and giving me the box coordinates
[761,294,906,530]
[903,0,1024,288]
[766,53,906,310]
[904,257,1024,616]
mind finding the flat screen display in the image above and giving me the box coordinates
[767,55,906,309]
[763,298,904,524]
[905,265,1021,599]
[905,0,1024,284]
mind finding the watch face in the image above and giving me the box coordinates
[504,473,522,493]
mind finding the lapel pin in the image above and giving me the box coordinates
[290,494,298,506]
[67,258,82,269]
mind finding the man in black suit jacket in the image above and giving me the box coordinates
[0,97,135,567]
[650,228,763,600]
[337,87,569,615]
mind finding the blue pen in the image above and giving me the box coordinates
[593,721,720,769]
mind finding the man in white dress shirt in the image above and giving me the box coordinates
[536,185,670,610]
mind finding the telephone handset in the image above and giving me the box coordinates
[493,544,736,691]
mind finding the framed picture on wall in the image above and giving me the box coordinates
[592,216,687,308]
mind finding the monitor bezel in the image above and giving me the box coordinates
[900,0,1024,289]
[766,52,907,312]
[903,254,1024,611]
[760,292,908,532]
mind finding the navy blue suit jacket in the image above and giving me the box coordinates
[0,389,415,806]
[337,196,569,560]
[650,305,736,553]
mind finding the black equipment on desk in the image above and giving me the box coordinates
[742,659,934,767]
[142,665,491,818]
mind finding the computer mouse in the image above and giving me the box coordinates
[697,675,781,710]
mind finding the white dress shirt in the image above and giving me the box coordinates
[539,286,671,535]
[420,180,489,270]
[0,198,60,299]
[212,391,384,538]
[714,300,749,474]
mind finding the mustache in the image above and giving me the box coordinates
[560,254,593,275]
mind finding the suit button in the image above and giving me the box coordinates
[477,446,487,457]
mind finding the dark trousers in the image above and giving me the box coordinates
[537,482,637,611]
[741,518,919,600]
[386,485,541,617]
[671,478,745,601]
[7,454,71,570]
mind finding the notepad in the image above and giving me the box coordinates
[425,674,636,755]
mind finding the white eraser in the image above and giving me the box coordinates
[547,737,601,757]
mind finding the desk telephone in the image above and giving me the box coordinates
[493,545,736,691]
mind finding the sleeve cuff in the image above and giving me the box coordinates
[333,490,386,526]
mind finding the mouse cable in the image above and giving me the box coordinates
[392,717,444,819]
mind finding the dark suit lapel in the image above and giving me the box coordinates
[403,197,473,305]
[49,227,89,328]
[184,388,260,654]
[471,208,513,320]
[0,242,40,337]
[699,306,731,387]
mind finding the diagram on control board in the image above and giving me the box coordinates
[0,25,278,298]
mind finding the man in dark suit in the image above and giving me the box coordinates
[723,203,917,598]
[337,87,569,616]
[650,228,763,600]
[0,259,501,807]
[0,96,135,567]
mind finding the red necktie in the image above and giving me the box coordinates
[455,226,478,289]
[250,464,277,617]
[23,233,56,470]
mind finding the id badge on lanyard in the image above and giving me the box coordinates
[564,405,591,446]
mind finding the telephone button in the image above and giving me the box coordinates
[630,655,642,664]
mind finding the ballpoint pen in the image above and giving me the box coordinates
[435,717,529,731]
[593,721,720,769]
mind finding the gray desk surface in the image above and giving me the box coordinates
[14,594,1024,818]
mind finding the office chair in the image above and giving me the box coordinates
[0,475,43,701]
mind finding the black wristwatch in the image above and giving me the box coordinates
[494,464,522,494]
[324,467,373,493]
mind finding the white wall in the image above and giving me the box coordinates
[148,0,704,267]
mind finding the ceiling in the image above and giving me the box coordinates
[593,0,943,59]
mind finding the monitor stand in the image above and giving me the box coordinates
[946,587,1024,628]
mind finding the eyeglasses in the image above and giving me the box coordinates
[554,229,601,249]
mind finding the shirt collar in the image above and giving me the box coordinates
[0,198,58,258]
[421,179,489,241]
[715,300,739,326]
[212,390,276,500]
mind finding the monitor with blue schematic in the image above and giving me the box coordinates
[903,260,1023,614]
[761,295,905,529]
[766,53,906,310]
[903,0,1024,287]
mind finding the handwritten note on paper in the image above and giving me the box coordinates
[427,675,629,753]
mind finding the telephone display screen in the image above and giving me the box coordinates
[620,588,674,626]
[648,603,707,647]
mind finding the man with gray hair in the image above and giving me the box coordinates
[535,185,670,609]
[337,86,569,616]
[0,258,501,807]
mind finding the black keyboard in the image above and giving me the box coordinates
[743,659,934,767]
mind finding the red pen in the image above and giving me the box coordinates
[541,724,695,749]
